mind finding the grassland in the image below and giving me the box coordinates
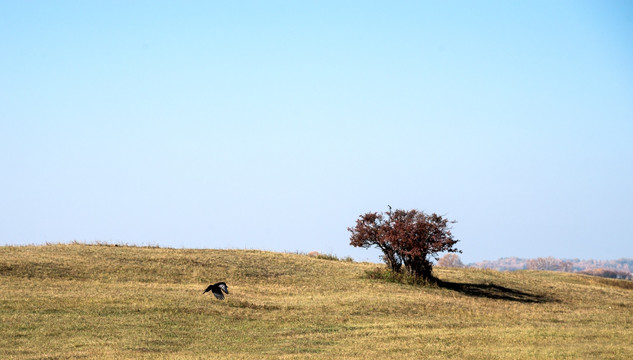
[1,243,631,359]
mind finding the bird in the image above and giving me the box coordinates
[203,282,229,300]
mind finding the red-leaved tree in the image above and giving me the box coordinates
[348,211,402,273]
[349,206,460,282]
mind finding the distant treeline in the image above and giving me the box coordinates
[466,257,633,280]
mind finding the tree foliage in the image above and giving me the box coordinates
[469,257,633,273]
[437,253,464,268]
[526,257,573,272]
[349,206,460,282]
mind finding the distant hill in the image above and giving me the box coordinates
[468,257,633,279]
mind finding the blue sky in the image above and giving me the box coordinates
[1,1,632,263]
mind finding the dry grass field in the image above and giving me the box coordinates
[1,243,632,359]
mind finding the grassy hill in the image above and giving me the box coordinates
[1,243,631,359]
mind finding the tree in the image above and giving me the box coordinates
[437,253,464,268]
[526,257,562,271]
[349,206,460,282]
[560,260,573,272]
[348,211,402,273]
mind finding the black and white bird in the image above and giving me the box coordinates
[203,282,229,300]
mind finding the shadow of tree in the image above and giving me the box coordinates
[437,280,557,303]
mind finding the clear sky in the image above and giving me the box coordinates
[1,1,632,263]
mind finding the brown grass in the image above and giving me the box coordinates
[1,243,631,359]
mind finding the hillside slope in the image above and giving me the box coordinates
[1,244,632,359]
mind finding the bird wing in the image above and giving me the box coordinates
[218,283,229,294]
[212,289,225,300]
